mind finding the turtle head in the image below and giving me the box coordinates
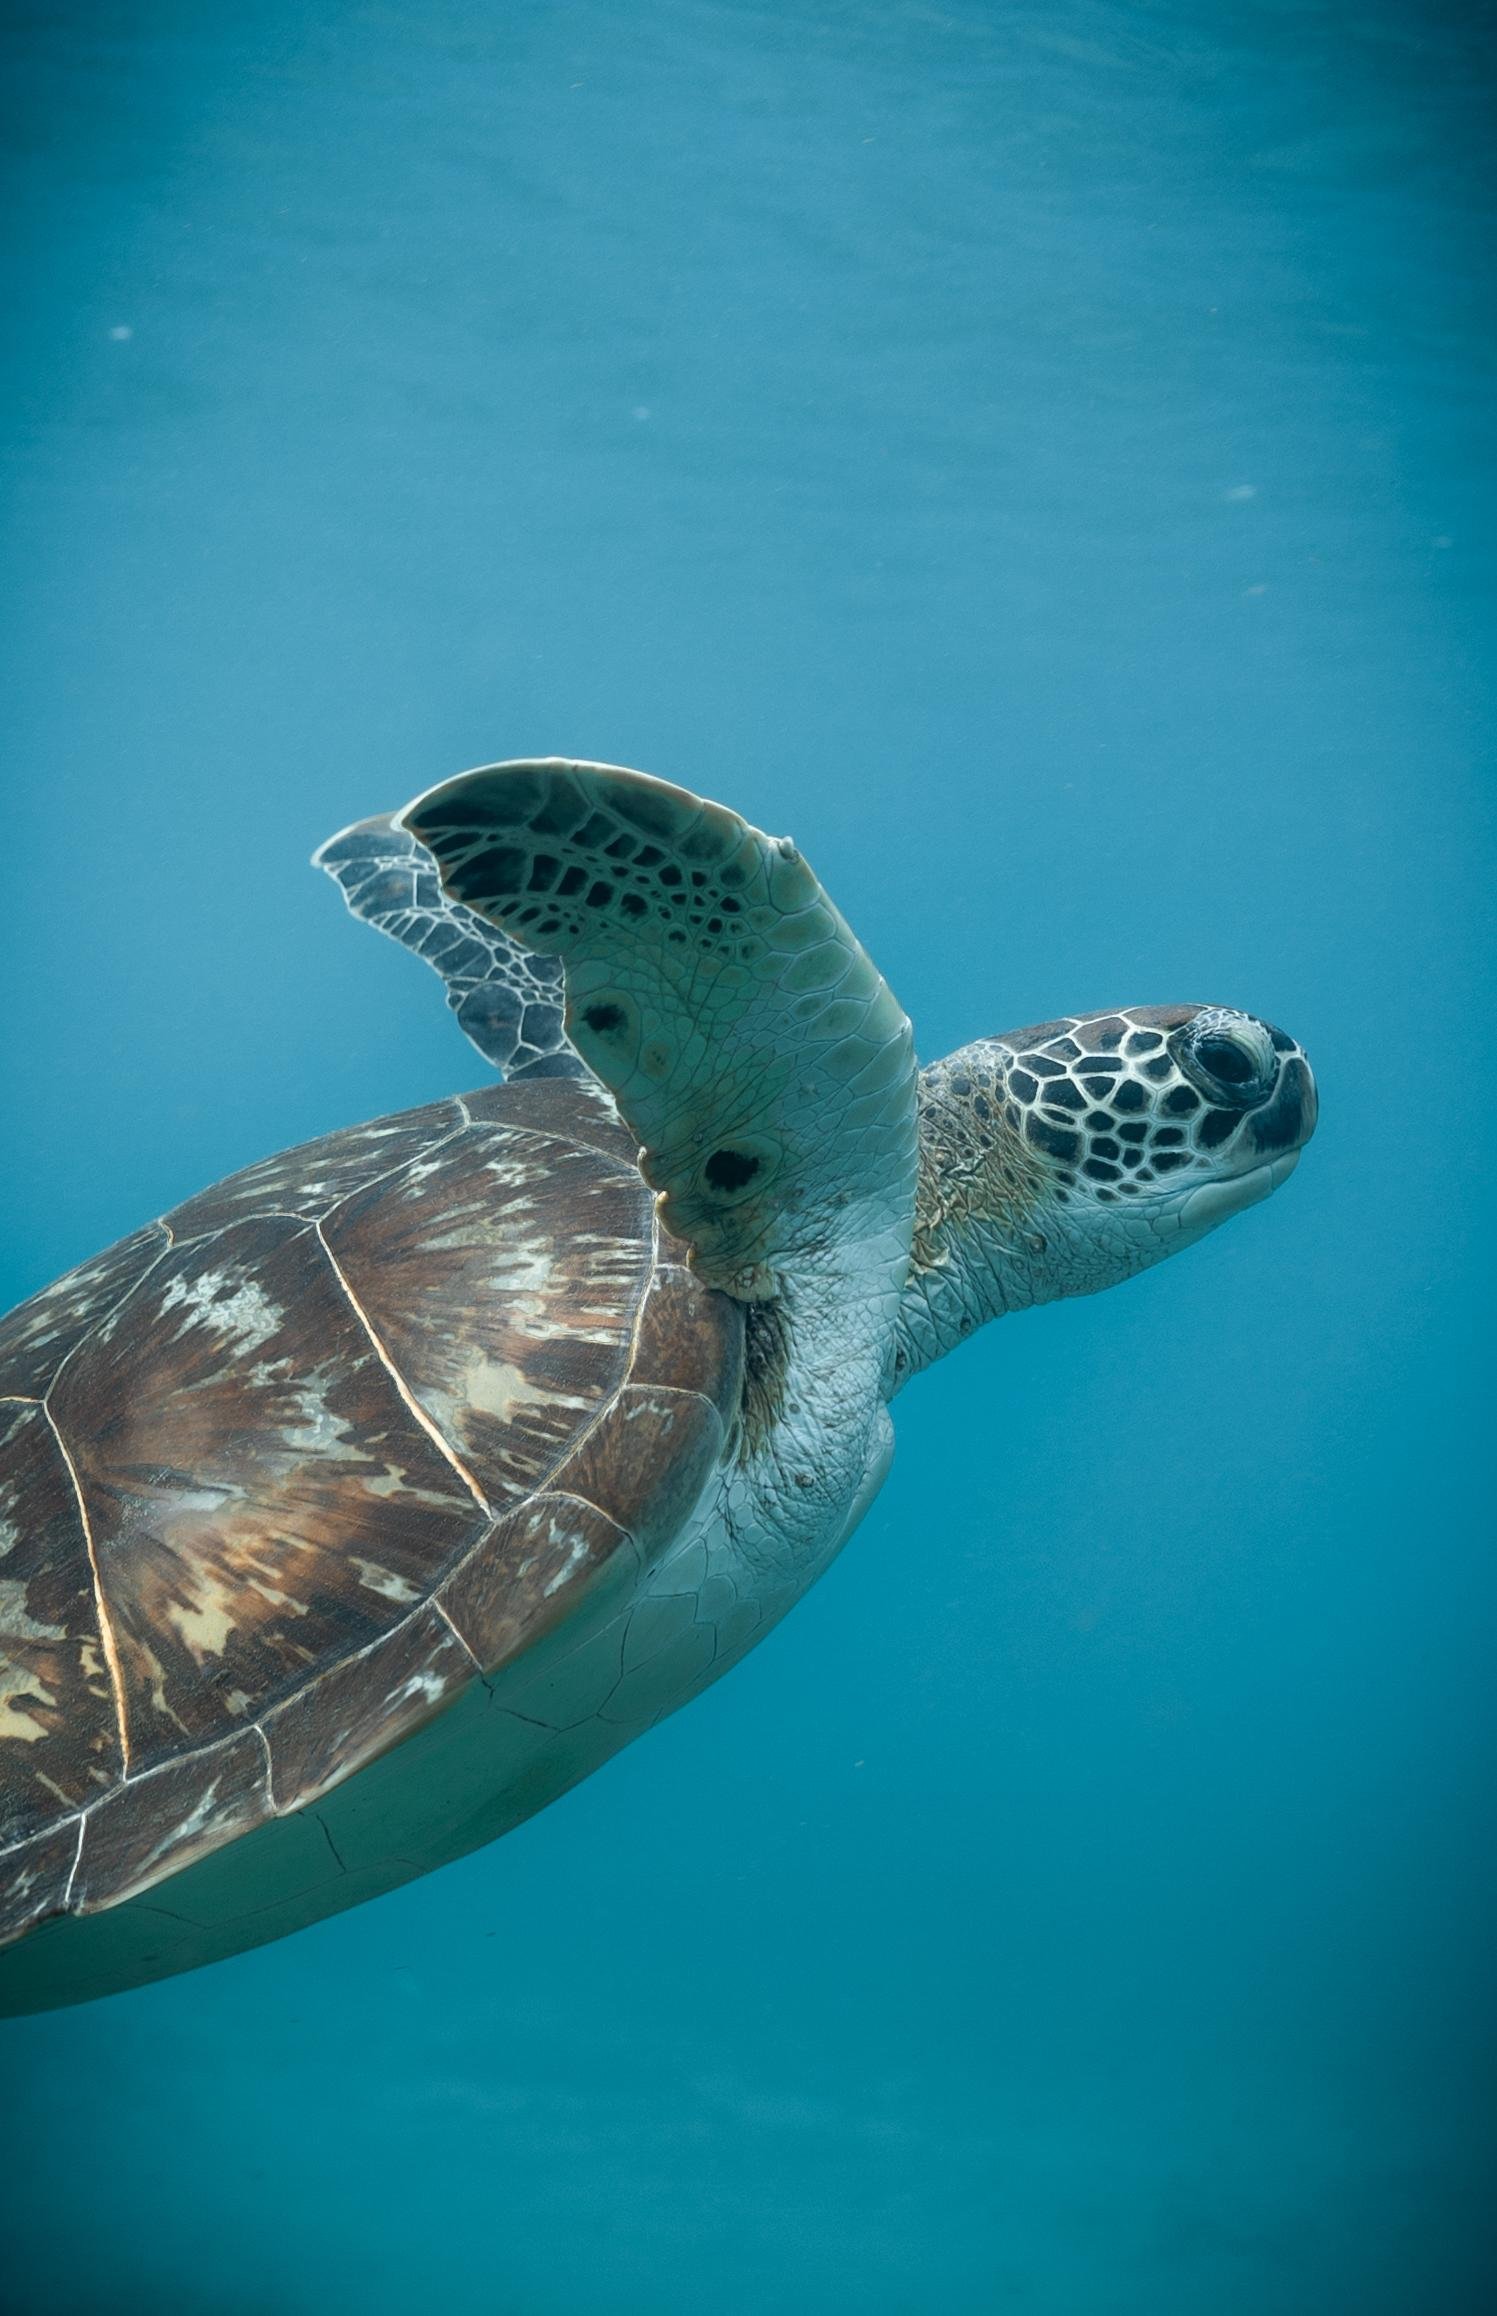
[892,1004,1317,1388]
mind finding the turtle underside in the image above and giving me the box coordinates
[0,1075,742,1967]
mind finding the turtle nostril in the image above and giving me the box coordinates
[1195,1033,1257,1087]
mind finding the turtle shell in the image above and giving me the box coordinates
[0,1075,742,1954]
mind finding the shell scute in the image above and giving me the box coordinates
[0,1819,81,1946]
[0,1224,169,1399]
[47,1212,487,1767]
[436,1492,632,1675]
[549,1384,725,1560]
[71,1726,270,1913]
[626,1257,744,1426]
[321,1124,652,1513]
[261,1601,474,1814]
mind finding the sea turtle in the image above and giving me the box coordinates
[0,758,1316,2015]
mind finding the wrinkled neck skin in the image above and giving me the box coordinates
[725,1197,910,1577]
[889,1055,1157,1394]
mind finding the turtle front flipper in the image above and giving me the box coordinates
[314,813,587,1079]
[402,758,919,1304]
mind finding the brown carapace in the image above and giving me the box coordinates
[0,1076,741,1967]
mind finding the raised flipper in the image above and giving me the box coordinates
[313,813,586,1079]
[401,759,919,1304]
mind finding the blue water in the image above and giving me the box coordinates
[4,3,1493,2309]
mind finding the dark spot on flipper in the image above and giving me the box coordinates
[583,1003,627,1036]
[705,1148,761,1194]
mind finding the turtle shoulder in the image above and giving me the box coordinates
[0,1078,742,1951]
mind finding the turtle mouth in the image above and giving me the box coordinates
[1146,1149,1302,1242]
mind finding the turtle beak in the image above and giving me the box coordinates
[1246,1050,1318,1161]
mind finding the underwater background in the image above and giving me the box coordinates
[3,3,1493,2309]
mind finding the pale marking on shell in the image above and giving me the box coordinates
[0,1651,59,1746]
[622,1201,664,1376]
[541,1532,595,1598]
[432,1598,487,1679]
[312,1220,493,1517]
[39,1401,132,1777]
[59,1810,86,1909]
[157,1269,285,1353]
[0,1577,65,1652]
[348,1558,422,1606]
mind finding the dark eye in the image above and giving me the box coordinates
[1196,1034,1256,1086]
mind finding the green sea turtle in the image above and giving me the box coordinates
[0,758,1316,2015]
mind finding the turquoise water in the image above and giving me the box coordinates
[3,3,1493,2309]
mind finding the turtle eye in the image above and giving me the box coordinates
[1195,1033,1257,1086]
[1172,1013,1277,1108]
